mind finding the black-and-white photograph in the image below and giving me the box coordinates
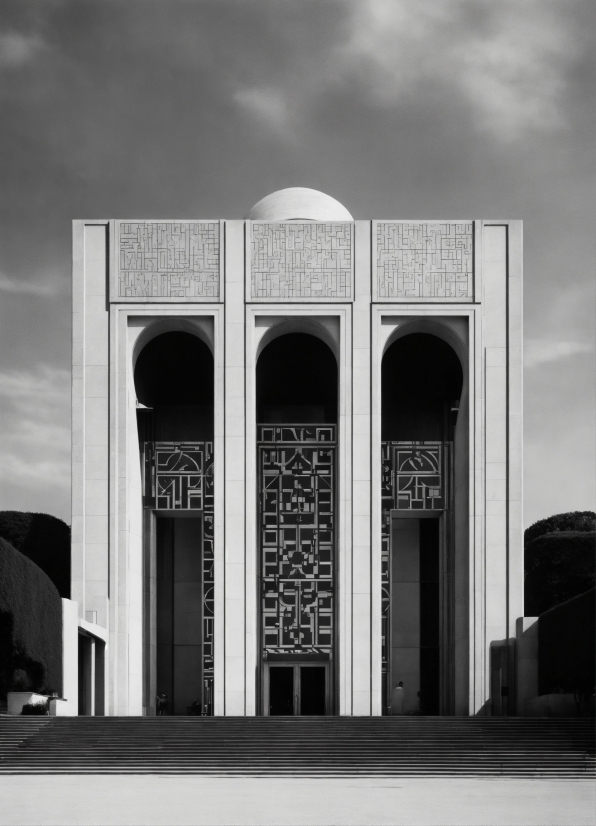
[0,2,594,824]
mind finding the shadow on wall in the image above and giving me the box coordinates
[539,587,595,696]
[0,538,62,700]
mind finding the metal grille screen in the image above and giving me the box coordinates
[258,425,335,657]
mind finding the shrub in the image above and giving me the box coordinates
[0,512,70,598]
[525,531,595,616]
[0,537,62,700]
[525,511,595,546]
[538,588,595,695]
[21,700,49,715]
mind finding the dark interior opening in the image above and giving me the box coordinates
[134,331,214,441]
[269,667,294,716]
[300,667,326,715]
[156,517,203,715]
[382,333,463,441]
[419,519,440,715]
[257,333,337,424]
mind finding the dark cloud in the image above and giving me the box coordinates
[0,0,594,523]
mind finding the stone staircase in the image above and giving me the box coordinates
[0,717,593,776]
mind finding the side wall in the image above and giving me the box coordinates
[72,223,110,640]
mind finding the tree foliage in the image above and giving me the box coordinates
[525,511,595,546]
[0,538,62,699]
[0,511,70,598]
[525,530,595,616]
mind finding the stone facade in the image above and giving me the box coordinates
[72,195,523,717]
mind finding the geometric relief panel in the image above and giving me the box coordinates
[117,222,219,300]
[258,425,335,657]
[251,223,352,300]
[377,222,473,300]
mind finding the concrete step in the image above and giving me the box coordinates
[0,717,593,777]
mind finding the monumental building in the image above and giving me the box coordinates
[71,188,523,718]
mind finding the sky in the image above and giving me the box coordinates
[0,0,594,528]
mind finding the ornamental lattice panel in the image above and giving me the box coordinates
[143,440,214,709]
[376,222,473,300]
[258,425,335,657]
[381,441,450,682]
[251,223,352,300]
[116,222,220,300]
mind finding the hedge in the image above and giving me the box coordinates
[524,530,595,616]
[538,588,595,695]
[0,537,62,699]
[0,511,70,598]
[525,511,595,546]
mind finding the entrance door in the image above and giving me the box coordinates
[300,666,326,715]
[266,664,328,715]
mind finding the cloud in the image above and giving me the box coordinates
[233,86,294,141]
[0,32,45,70]
[0,365,70,495]
[338,0,579,142]
[524,339,593,369]
[0,272,66,296]
[230,2,578,146]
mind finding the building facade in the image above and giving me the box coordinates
[71,188,523,717]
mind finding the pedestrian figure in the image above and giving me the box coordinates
[391,681,405,715]
[156,693,168,716]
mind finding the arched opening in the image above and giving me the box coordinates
[134,331,214,716]
[135,331,213,441]
[256,333,337,424]
[256,333,337,716]
[381,333,463,717]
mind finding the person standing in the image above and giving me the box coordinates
[391,681,405,715]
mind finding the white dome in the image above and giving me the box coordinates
[247,187,353,221]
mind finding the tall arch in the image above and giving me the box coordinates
[256,332,338,716]
[134,331,215,716]
[381,332,465,716]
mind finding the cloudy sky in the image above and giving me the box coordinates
[0,0,594,527]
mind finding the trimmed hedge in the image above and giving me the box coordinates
[0,511,70,598]
[538,588,595,695]
[0,537,62,699]
[525,511,595,546]
[525,530,595,616]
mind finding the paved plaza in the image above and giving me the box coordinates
[0,774,593,826]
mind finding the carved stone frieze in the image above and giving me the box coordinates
[376,222,473,300]
[251,222,352,300]
[117,222,220,300]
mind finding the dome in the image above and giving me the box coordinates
[247,188,353,221]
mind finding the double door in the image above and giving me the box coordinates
[265,663,330,716]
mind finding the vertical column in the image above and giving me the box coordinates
[80,635,96,715]
[72,223,86,616]
[224,221,246,714]
[84,225,110,629]
[95,640,106,715]
[507,222,524,630]
[482,225,509,694]
[352,221,372,715]
[72,223,110,629]
[62,598,79,715]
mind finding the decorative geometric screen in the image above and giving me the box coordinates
[251,223,352,300]
[143,440,214,710]
[376,222,473,300]
[381,441,450,686]
[116,222,220,300]
[258,425,335,657]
